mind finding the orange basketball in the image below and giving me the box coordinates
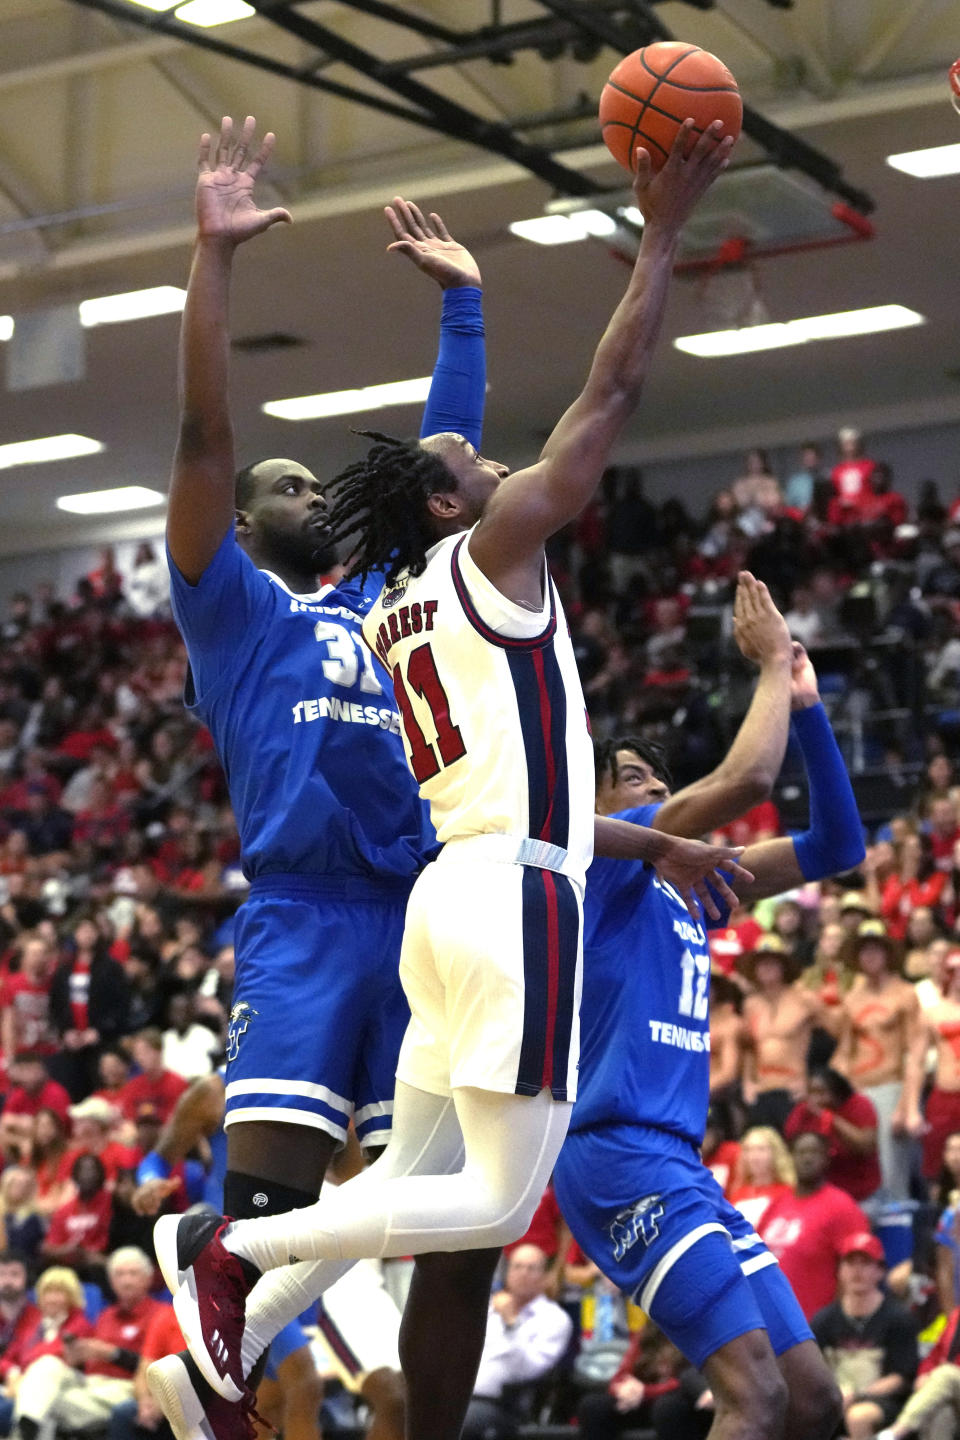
[599,41,742,174]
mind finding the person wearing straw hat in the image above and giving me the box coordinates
[739,936,830,1133]
[900,947,960,1182]
[833,921,921,1203]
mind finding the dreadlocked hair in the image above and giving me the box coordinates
[327,430,459,586]
[594,733,673,791]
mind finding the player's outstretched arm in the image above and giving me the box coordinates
[132,1072,225,1215]
[594,815,752,921]
[468,120,732,593]
[728,646,865,901]
[653,573,794,838]
[167,116,291,585]
[385,198,487,450]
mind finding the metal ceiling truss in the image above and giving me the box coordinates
[65,0,874,215]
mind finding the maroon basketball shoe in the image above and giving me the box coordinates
[155,1211,260,1401]
[148,1351,264,1440]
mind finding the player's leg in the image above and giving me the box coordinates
[267,1339,323,1440]
[398,1247,502,1440]
[554,1125,789,1440]
[223,888,362,1221]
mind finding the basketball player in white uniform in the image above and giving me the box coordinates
[156,116,742,1407]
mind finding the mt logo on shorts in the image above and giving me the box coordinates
[608,1194,665,1261]
[226,1001,259,1062]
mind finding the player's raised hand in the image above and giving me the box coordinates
[732,571,793,668]
[789,641,820,711]
[631,118,733,234]
[385,197,481,289]
[653,835,754,922]
[196,116,291,246]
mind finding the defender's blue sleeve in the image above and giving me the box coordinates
[419,287,485,448]
[167,530,274,694]
[789,702,866,880]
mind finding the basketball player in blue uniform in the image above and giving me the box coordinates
[156,115,755,1415]
[554,623,865,1440]
[162,115,497,1440]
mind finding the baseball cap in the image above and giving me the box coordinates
[838,1231,885,1263]
[68,1096,117,1127]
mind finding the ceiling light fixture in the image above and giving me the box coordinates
[674,304,925,358]
[174,0,255,25]
[56,485,166,515]
[0,435,105,471]
[79,286,186,328]
[886,143,960,178]
[263,375,434,421]
[0,317,13,342]
[508,210,618,245]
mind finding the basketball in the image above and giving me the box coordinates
[599,41,742,174]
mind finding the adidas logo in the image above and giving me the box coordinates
[211,1330,230,1362]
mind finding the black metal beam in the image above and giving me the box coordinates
[320,0,462,46]
[374,2,634,77]
[64,0,445,135]
[250,0,606,196]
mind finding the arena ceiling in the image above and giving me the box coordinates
[0,0,958,554]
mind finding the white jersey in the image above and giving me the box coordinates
[363,530,594,888]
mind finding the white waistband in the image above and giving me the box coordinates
[436,833,575,879]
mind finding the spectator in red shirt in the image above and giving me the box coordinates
[927,798,960,872]
[760,1130,871,1319]
[728,1126,796,1230]
[881,834,947,942]
[119,1030,187,1125]
[829,427,876,524]
[0,938,56,1064]
[58,1097,134,1188]
[785,1068,880,1203]
[92,1049,132,1114]
[49,919,130,1101]
[72,779,131,854]
[13,1248,164,1440]
[42,1154,112,1286]
[714,799,780,849]
[30,1108,71,1219]
[701,1109,740,1197]
[862,462,908,530]
[2,1054,71,1138]
[0,1250,39,1405]
[1,1266,92,1380]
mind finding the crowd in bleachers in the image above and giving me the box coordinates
[1,425,960,1438]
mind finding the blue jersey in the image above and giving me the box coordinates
[573,804,725,1147]
[169,532,435,884]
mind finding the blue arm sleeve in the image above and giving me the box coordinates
[790,703,866,881]
[135,1151,171,1184]
[419,287,485,449]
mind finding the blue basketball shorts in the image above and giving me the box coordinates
[264,1318,310,1382]
[554,1122,812,1371]
[224,874,411,1149]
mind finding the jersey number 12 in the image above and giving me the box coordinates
[393,643,466,784]
[678,948,709,1021]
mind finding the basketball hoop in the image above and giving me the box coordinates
[950,58,960,115]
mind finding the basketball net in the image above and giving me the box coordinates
[696,255,770,330]
[951,58,960,115]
